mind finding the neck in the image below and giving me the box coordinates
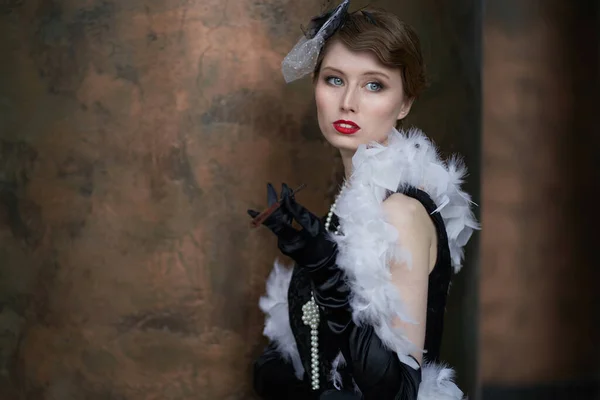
[340,148,354,181]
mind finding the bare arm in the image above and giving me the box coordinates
[315,193,437,399]
[382,192,437,364]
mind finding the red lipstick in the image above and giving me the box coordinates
[333,120,360,135]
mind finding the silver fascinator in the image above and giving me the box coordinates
[281,0,351,83]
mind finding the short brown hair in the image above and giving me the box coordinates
[313,8,428,99]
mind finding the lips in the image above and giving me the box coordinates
[333,120,360,135]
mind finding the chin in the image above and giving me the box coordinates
[325,130,390,152]
[323,132,362,152]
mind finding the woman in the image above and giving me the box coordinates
[248,2,479,399]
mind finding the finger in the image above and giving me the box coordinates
[279,205,294,226]
[283,195,321,236]
[249,205,296,238]
[281,183,293,200]
[266,183,278,207]
[248,204,280,228]
[278,183,295,225]
[275,220,302,242]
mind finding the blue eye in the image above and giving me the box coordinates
[326,76,343,86]
[366,82,383,92]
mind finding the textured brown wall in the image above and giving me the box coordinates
[0,1,335,398]
[0,0,480,398]
[481,0,600,386]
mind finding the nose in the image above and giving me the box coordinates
[340,87,358,113]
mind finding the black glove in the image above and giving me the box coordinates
[248,183,350,330]
[247,183,337,269]
[343,325,421,400]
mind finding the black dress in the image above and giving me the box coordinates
[254,188,452,400]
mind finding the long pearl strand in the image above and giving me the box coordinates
[301,293,320,390]
[302,182,347,391]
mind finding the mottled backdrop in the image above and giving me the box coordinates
[0,0,481,399]
[481,1,600,398]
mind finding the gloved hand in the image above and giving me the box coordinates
[247,183,337,270]
[248,183,351,334]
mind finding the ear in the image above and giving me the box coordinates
[397,97,415,120]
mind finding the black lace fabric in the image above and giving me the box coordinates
[288,264,351,395]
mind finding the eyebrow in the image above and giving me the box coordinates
[321,66,391,80]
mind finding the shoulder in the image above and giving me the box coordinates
[382,192,437,274]
[382,192,433,237]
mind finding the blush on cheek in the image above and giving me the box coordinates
[314,83,327,108]
[314,85,331,124]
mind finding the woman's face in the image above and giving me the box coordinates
[314,40,413,153]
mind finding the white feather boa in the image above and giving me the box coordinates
[259,128,479,399]
[258,259,305,380]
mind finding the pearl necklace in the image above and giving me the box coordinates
[302,182,347,391]
[325,182,347,235]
